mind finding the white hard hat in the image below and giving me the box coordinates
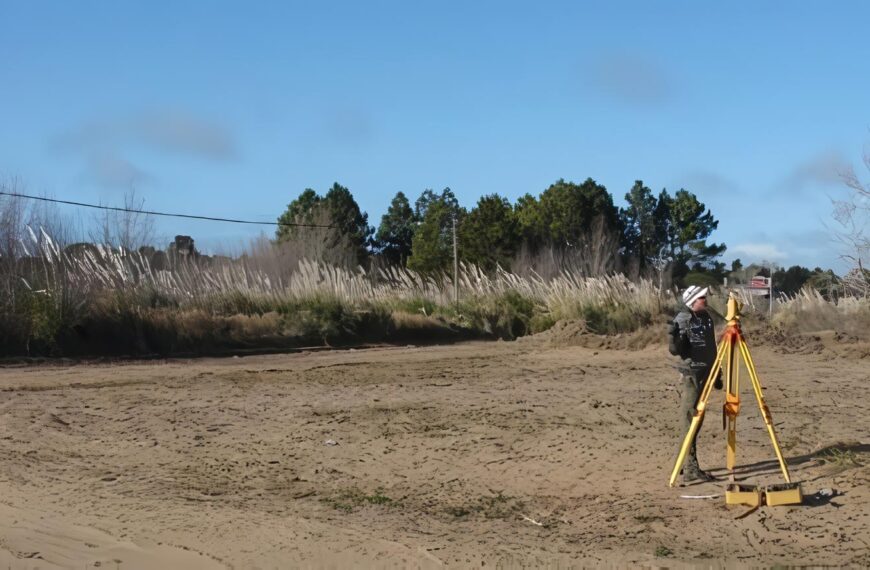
[682,285,709,308]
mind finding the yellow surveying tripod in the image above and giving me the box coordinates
[668,291,791,487]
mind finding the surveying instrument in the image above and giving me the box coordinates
[668,291,802,506]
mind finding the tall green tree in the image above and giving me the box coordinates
[414,187,458,220]
[276,188,321,241]
[620,180,660,268]
[276,183,372,266]
[772,265,813,296]
[322,183,373,265]
[514,193,545,251]
[408,188,462,274]
[655,188,726,282]
[375,191,417,266]
[652,188,673,256]
[459,194,520,271]
[537,178,621,247]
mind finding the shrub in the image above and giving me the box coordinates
[455,291,538,339]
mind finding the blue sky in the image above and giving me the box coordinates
[1,1,868,271]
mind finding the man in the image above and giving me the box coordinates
[668,285,722,483]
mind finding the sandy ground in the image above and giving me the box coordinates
[1,333,868,569]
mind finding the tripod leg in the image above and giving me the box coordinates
[727,414,737,481]
[668,336,729,487]
[725,336,738,479]
[736,338,792,483]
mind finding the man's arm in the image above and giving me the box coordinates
[704,312,724,389]
[668,314,690,357]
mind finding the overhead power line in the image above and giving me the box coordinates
[0,191,334,229]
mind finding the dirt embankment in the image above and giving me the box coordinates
[0,332,868,568]
[529,318,870,360]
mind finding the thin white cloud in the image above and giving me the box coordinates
[51,108,236,190]
[675,170,739,196]
[730,242,788,261]
[82,151,151,189]
[776,151,851,196]
[52,109,236,160]
[324,107,373,146]
[137,111,236,159]
[588,53,670,108]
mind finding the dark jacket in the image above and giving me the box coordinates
[668,309,717,379]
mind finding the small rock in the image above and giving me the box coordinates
[324,439,338,446]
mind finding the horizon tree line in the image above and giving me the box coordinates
[275,178,728,286]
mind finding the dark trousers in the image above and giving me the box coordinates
[678,372,707,471]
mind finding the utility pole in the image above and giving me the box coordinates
[769,270,773,316]
[452,211,459,304]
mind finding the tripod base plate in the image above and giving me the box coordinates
[725,483,803,507]
[765,482,803,506]
[726,484,762,507]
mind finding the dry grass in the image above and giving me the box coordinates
[773,289,870,339]
[0,229,668,356]
[4,228,865,357]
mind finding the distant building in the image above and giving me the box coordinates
[745,275,772,298]
[167,235,198,265]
